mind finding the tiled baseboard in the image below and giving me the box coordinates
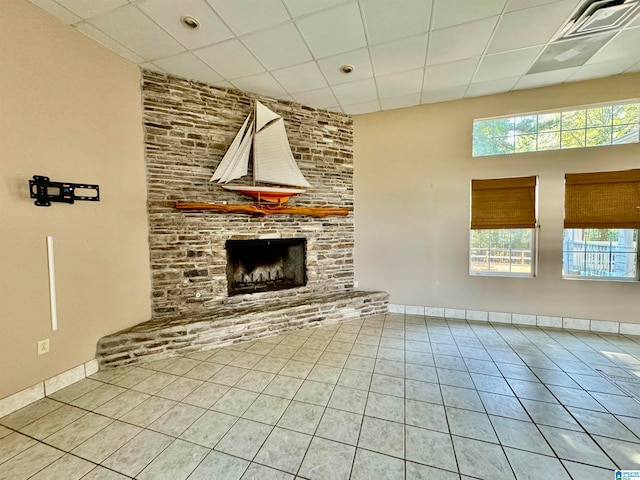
[389,303,640,336]
[0,358,98,418]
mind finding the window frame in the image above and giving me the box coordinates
[470,228,538,278]
[472,99,640,157]
[562,228,640,282]
[470,176,539,278]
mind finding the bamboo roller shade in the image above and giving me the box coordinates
[565,169,640,229]
[471,176,537,229]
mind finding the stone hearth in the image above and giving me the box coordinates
[97,290,388,368]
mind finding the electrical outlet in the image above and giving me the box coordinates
[38,339,50,355]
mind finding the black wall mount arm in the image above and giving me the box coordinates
[29,175,100,207]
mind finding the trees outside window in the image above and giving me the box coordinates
[473,102,640,157]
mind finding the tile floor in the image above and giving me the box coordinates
[2,313,640,479]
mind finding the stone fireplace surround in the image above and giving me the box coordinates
[96,71,388,368]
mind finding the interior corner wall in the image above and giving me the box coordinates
[0,0,151,399]
[353,73,640,325]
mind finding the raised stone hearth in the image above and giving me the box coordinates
[97,290,388,368]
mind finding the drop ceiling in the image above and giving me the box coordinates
[29,0,640,114]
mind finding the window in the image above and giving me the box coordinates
[473,100,640,157]
[563,229,638,279]
[471,229,535,275]
[470,176,537,276]
[563,169,640,280]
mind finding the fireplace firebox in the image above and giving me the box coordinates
[225,238,307,296]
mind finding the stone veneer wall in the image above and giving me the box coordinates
[142,70,359,316]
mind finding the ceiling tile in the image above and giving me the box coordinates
[205,0,290,35]
[423,58,479,90]
[75,21,145,63]
[292,87,339,109]
[465,76,519,98]
[513,67,577,90]
[421,85,467,104]
[282,0,350,18]
[627,58,640,72]
[212,80,235,89]
[231,72,287,97]
[487,0,579,54]
[360,0,432,45]
[586,27,640,64]
[370,34,428,76]
[432,0,507,30]
[271,61,327,93]
[428,16,499,66]
[87,5,185,60]
[380,93,421,111]
[194,39,264,78]
[242,23,312,70]
[137,0,233,50]
[342,100,380,115]
[29,0,81,24]
[55,0,127,20]
[376,69,424,98]
[570,57,640,82]
[295,3,367,58]
[474,46,542,83]
[506,0,578,13]
[152,52,223,84]
[317,48,373,85]
[527,33,615,74]
[140,62,164,73]
[332,78,378,105]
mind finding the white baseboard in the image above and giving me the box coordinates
[0,358,98,418]
[388,303,640,336]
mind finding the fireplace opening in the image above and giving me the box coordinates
[225,238,307,296]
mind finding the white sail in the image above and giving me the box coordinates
[255,100,281,132]
[210,115,252,183]
[254,118,311,188]
[219,121,253,183]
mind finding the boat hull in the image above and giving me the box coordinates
[222,185,305,204]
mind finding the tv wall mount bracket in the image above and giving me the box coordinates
[29,175,100,207]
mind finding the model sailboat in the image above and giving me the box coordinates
[210,101,310,204]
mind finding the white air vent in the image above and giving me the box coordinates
[556,0,640,39]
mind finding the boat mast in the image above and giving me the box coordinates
[252,101,257,187]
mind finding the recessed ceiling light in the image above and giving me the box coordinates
[340,64,355,74]
[180,15,200,30]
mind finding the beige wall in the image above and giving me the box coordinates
[354,73,640,324]
[0,0,151,399]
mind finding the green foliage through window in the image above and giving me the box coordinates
[473,101,640,157]
[470,229,534,276]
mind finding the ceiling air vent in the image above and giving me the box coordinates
[555,0,640,40]
[527,0,640,74]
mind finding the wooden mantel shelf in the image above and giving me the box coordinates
[175,202,350,218]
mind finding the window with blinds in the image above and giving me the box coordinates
[471,176,537,230]
[563,169,639,280]
[470,176,537,277]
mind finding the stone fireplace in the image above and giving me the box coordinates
[94,71,388,368]
[141,69,364,316]
[226,238,306,296]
